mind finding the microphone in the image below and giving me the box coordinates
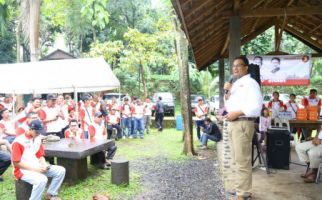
[224,75,236,94]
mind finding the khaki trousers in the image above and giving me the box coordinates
[228,120,254,197]
[295,141,322,168]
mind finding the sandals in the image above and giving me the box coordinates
[45,194,62,200]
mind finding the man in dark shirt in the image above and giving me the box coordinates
[200,117,221,150]
[155,97,164,132]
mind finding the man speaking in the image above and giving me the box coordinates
[224,56,262,200]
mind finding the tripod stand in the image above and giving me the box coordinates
[252,132,270,174]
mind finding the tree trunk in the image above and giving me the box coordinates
[92,26,97,42]
[175,23,195,156]
[16,21,21,62]
[29,0,41,62]
[140,61,147,98]
[16,20,24,110]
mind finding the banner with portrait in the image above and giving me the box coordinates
[247,55,311,86]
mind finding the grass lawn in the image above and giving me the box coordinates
[0,128,212,200]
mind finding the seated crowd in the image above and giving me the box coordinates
[0,92,160,199]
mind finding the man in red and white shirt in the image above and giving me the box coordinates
[79,95,94,139]
[89,111,117,168]
[143,97,154,134]
[11,120,65,200]
[16,97,43,125]
[194,97,209,141]
[0,108,17,143]
[106,109,121,139]
[64,119,84,139]
[133,99,145,139]
[120,97,133,138]
[39,94,64,138]
[302,89,322,139]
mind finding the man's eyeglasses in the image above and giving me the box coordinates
[232,64,245,68]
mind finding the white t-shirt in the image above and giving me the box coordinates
[225,74,262,117]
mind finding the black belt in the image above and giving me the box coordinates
[234,117,257,121]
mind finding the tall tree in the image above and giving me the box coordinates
[19,0,41,61]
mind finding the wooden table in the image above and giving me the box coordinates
[44,138,114,184]
[288,120,322,130]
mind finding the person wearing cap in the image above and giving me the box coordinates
[11,120,65,200]
[224,56,262,200]
[64,119,84,139]
[143,97,154,134]
[0,108,17,143]
[106,109,121,139]
[79,95,94,139]
[89,112,117,169]
[200,117,221,150]
[133,99,145,139]
[39,94,64,138]
[194,96,209,141]
[120,97,134,139]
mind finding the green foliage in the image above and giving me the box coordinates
[81,0,109,29]
[87,40,124,68]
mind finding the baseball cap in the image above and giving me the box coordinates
[83,95,91,101]
[30,120,46,135]
[47,93,57,100]
[197,96,203,101]
[94,111,103,118]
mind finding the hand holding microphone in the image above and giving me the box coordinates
[224,75,236,95]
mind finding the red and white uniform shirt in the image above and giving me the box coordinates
[11,134,44,179]
[79,106,94,132]
[88,122,107,140]
[0,119,17,138]
[106,113,120,125]
[133,105,145,119]
[194,104,209,120]
[143,102,154,116]
[286,101,299,119]
[120,104,133,118]
[268,100,285,118]
[64,128,84,139]
[302,97,321,107]
[39,105,62,133]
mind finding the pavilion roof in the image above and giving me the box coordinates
[171,0,322,70]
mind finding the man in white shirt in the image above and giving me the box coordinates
[295,131,322,183]
[224,56,262,200]
[133,99,145,139]
[143,97,154,134]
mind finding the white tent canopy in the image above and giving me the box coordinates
[0,57,120,94]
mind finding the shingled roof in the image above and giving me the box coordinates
[171,0,322,70]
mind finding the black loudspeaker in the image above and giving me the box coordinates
[266,128,290,169]
[248,63,261,87]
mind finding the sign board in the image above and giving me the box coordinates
[247,55,311,86]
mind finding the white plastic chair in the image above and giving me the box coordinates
[316,156,322,184]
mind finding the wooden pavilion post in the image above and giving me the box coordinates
[228,16,241,68]
[219,59,225,109]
